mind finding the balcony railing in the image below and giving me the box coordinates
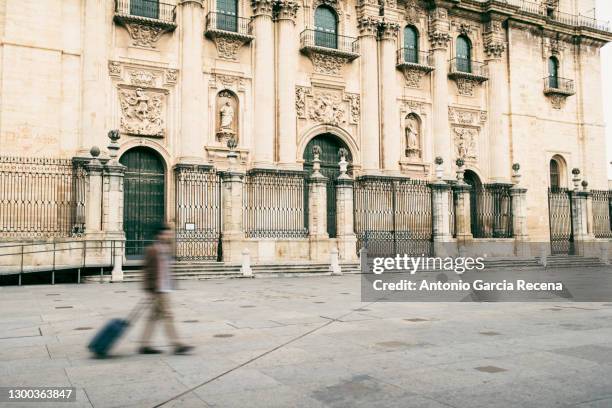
[396,49,434,67]
[480,0,611,32]
[114,0,176,23]
[448,58,489,81]
[299,29,359,58]
[543,76,575,95]
[206,12,252,37]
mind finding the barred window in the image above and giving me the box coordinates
[314,6,338,49]
[403,26,419,63]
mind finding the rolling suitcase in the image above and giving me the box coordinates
[88,299,149,358]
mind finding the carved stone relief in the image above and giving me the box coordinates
[215,37,245,61]
[453,127,477,161]
[165,69,178,84]
[129,70,157,87]
[346,93,360,124]
[403,68,425,89]
[448,107,487,126]
[549,94,566,109]
[310,53,345,76]
[295,86,360,139]
[123,23,166,48]
[309,92,346,126]
[296,86,311,118]
[456,77,477,97]
[108,61,122,78]
[119,87,165,137]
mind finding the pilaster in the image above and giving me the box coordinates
[335,155,357,260]
[220,170,246,262]
[453,183,473,242]
[83,149,104,237]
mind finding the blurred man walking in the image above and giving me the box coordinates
[139,224,193,355]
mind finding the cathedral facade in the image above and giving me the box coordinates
[0,0,611,272]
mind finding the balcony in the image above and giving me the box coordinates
[543,76,575,96]
[299,29,359,60]
[448,58,489,82]
[205,12,254,43]
[114,0,176,28]
[396,49,434,72]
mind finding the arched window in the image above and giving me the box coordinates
[217,0,239,32]
[403,26,419,63]
[456,35,472,73]
[550,158,561,188]
[314,6,338,49]
[131,0,159,19]
[548,57,559,89]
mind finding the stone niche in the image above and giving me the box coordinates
[108,61,178,139]
[399,99,430,177]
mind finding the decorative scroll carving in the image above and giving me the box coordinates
[448,107,487,126]
[484,41,506,59]
[378,21,400,41]
[548,94,566,109]
[453,127,477,161]
[456,77,477,97]
[358,16,380,36]
[311,53,345,75]
[345,93,360,123]
[453,21,476,36]
[274,0,299,20]
[429,31,451,49]
[123,22,166,48]
[402,67,425,89]
[296,86,311,118]
[214,37,245,61]
[108,61,122,77]
[251,0,274,16]
[165,69,178,84]
[296,86,359,128]
[119,88,165,137]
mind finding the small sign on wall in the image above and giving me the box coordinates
[185,223,196,231]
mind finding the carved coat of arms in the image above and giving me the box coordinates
[119,88,165,137]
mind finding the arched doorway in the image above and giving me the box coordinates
[464,170,482,237]
[303,134,352,238]
[120,147,165,257]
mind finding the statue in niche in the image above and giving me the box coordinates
[216,90,238,143]
[405,114,421,160]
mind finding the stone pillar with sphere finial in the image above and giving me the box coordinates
[570,168,590,254]
[103,130,127,282]
[220,136,245,262]
[431,157,452,249]
[453,158,472,241]
[335,148,357,261]
[309,145,329,260]
[582,180,595,240]
[83,146,104,237]
[510,163,529,242]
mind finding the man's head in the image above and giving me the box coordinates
[153,223,173,245]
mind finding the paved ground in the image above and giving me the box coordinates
[1,274,612,408]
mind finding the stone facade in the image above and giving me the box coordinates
[0,0,610,264]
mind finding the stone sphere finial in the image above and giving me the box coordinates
[455,158,465,168]
[90,146,100,158]
[435,156,444,166]
[108,129,120,142]
[572,168,581,176]
[581,180,589,190]
[107,129,121,161]
[512,163,520,172]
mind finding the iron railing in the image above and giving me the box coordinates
[449,187,456,238]
[115,0,176,23]
[470,184,513,239]
[449,58,489,78]
[243,169,309,239]
[591,190,612,239]
[300,29,359,55]
[548,187,574,254]
[544,76,575,93]
[206,12,252,35]
[174,165,222,261]
[0,157,86,238]
[354,176,433,256]
[0,240,123,285]
[396,49,433,67]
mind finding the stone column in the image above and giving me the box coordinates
[220,150,245,262]
[429,8,452,176]
[570,169,590,255]
[510,165,528,241]
[104,131,126,282]
[378,21,401,172]
[275,1,299,167]
[308,149,329,260]
[431,158,452,255]
[252,0,276,166]
[178,0,205,163]
[335,154,357,261]
[80,0,108,152]
[484,19,511,183]
[583,181,595,239]
[357,16,381,172]
[83,147,104,237]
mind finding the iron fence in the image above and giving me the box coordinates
[548,187,573,254]
[354,176,433,256]
[0,157,86,238]
[449,187,456,238]
[544,76,574,93]
[115,0,176,22]
[470,184,513,239]
[396,49,433,67]
[591,189,612,239]
[174,165,222,261]
[206,11,252,35]
[449,58,489,78]
[300,29,359,55]
[243,169,309,238]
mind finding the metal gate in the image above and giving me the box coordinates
[121,148,165,257]
[354,176,433,256]
[548,187,573,254]
[470,184,513,238]
[174,165,222,261]
[303,134,352,238]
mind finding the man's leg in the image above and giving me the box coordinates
[159,294,193,355]
[139,295,162,354]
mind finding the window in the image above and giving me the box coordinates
[548,57,559,89]
[403,26,419,63]
[550,159,560,188]
[130,0,160,19]
[314,6,338,49]
[217,0,239,32]
[456,35,472,73]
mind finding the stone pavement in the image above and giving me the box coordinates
[1,274,612,408]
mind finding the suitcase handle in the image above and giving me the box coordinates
[126,297,152,325]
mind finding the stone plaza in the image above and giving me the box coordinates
[2,273,612,407]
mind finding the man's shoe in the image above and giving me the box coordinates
[174,345,194,355]
[139,346,163,355]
